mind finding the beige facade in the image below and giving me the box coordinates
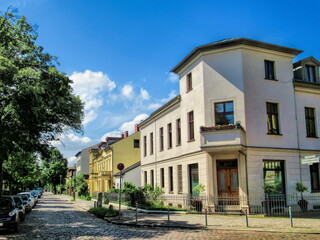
[139,38,320,210]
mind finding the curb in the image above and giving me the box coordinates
[104,218,203,229]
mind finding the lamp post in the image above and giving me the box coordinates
[59,175,62,195]
[73,165,76,201]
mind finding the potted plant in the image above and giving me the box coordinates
[192,184,205,212]
[296,182,308,212]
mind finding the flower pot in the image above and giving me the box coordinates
[298,199,308,212]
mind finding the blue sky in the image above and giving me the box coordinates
[1,0,319,165]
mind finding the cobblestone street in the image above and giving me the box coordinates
[0,193,319,240]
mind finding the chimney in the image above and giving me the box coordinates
[134,124,139,133]
[124,131,129,138]
[121,133,124,139]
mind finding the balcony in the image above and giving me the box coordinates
[200,124,246,152]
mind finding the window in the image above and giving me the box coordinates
[177,165,183,194]
[159,127,164,151]
[151,170,154,188]
[160,168,165,188]
[143,136,147,156]
[188,111,194,141]
[215,101,234,125]
[310,163,320,192]
[169,167,173,193]
[263,161,285,194]
[167,123,172,148]
[186,72,192,92]
[266,102,280,134]
[305,107,317,137]
[306,65,316,82]
[265,60,275,80]
[189,164,199,195]
[176,118,181,145]
[150,132,154,155]
[144,171,147,186]
[133,139,140,148]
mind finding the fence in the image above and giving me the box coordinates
[104,192,320,217]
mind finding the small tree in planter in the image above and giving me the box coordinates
[296,182,308,212]
[262,184,274,215]
[192,184,205,212]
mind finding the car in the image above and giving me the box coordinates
[37,187,43,195]
[18,192,35,210]
[0,196,19,232]
[17,193,32,212]
[11,196,25,221]
[30,190,39,204]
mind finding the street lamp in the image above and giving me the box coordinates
[59,175,62,195]
[73,165,76,201]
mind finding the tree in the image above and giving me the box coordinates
[0,9,84,195]
[75,173,89,197]
[41,148,67,194]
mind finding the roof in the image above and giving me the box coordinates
[114,161,141,176]
[138,95,181,128]
[293,56,320,68]
[171,38,303,74]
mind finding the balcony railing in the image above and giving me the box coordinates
[200,124,246,151]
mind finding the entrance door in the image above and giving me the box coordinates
[217,160,239,204]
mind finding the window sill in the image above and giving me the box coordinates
[186,88,193,93]
[187,139,195,143]
[264,78,278,81]
[267,133,282,136]
[306,136,319,139]
[311,190,320,193]
[159,150,164,152]
[167,147,172,150]
[176,144,181,147]
[169,191,174,194]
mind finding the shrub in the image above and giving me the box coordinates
[88,207,119,218]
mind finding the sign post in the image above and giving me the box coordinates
[117,163,124,220]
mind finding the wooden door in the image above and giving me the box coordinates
[217,160,239,205]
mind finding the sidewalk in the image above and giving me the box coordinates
[57,193,320,234]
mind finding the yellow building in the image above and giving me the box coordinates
[88,131,140,196]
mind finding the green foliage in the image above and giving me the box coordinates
[40,148,67,194]
[78,195,92,201]
[192,184,205,196]
[88,207,119,218]
[0,9,84,194]
[75,173,89,197]
[262,184,274,195]
[296,182,308,193]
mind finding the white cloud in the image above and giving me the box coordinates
[100,130,122,141]
[140,88,150,100]
[65,133,91,144]
[121,84,134,98]
[166,72,179,83]
[119,113,149,134]
[83,110,97,125]
[67,156,77,167]
[69,70,116,125]
[100,113,148,141]
[68,156,77,163]
[161,90,177,103]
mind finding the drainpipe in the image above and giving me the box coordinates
[109,146,114,189]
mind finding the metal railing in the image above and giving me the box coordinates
[105,192,320,217]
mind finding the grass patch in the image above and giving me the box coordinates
[88,207,119,218]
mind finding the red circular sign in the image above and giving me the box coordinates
[117,163,124,171]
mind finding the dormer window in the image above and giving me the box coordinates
[306,65,316,82]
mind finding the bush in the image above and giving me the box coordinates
[78,195,92,201]
[88,207,119,218]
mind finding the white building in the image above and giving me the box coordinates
[139,38,320,210]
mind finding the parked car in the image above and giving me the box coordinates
[30,190,39,204]
[17,193,32,212]
[37,187,43,195]
[18,192,35,210]
[11,195,25,221]
[0,196,19,232]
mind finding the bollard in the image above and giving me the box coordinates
[167,208,170,222]
[245,209,249,227]
[205,207,208,226]
[135,202,138,224]
[289,206,293,227]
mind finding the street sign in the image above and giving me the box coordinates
[117,163,124,171]
[301,155,320,165]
